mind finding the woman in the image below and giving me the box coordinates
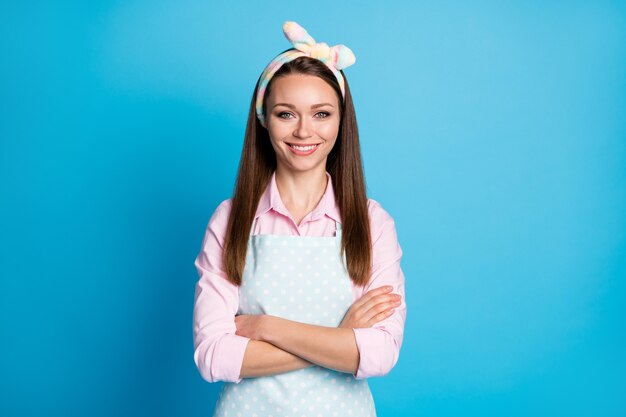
[193,21,406,417]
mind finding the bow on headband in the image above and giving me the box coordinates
[255,21,356,126]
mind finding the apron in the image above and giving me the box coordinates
[212,218,377,417]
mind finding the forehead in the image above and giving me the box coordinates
[267,74,339,106]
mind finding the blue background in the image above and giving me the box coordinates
[1,1,625,416]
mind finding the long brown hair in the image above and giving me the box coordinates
[223,53,372,287]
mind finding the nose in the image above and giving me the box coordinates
[293,116,313,139]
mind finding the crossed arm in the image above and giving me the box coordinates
[192,199,405,383]
[235,284,400,378]
[237,319,359,377]
[238,338,316,377]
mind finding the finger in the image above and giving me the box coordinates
[348,293,398,326]
[352,285,394,309]
[360,298,400,322]
[367,308,395,326]
[370,298,401,316]
[359,292,400,315]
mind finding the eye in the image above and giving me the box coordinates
[277,112,294,119]
[315,111,331,118]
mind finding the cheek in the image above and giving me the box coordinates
[317,121,340,141]
[267,125,288,143]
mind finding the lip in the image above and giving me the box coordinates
[286,142,321,156]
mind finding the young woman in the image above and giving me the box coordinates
[193,21,406,417]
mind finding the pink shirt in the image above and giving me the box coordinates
[193,170,406,382]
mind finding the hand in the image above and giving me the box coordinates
[235,314,267,340]
[339,285,401,329]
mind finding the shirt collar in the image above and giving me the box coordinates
[255,170,342,224]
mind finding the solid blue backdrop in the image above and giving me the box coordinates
[1,1,624,416]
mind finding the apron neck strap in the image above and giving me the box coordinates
[250,217,258,236]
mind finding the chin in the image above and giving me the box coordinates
[282,159,327,173]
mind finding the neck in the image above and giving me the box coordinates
[274,166,328,212]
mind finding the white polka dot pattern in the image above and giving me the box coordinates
[212,220,376,417]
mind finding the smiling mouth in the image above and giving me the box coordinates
[286,143,321,151]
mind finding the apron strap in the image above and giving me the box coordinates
[335,220,347,270]
[249,217,258,236]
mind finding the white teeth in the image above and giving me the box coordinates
[290,144,319,151]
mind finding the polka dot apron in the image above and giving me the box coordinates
[212,219,377,417]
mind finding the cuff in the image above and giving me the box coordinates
[352,327,395,379]
[213,334,251,383]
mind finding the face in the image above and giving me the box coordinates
[263,74,341,174]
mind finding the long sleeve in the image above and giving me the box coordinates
[192,199,250,383]
[352,199,407,379]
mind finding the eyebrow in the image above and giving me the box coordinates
[272,102,335,109]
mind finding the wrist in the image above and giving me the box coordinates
[260,315,275,342]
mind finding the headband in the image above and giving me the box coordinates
[255,21,356,126]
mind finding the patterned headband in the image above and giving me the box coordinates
[255,21,356,126]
